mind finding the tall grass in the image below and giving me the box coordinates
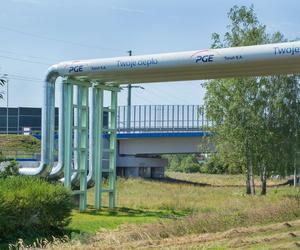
[10,173,300,249]
[88,177,295,213]
[95,197,299,244]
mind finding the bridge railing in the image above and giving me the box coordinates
[117,105,213,133]
[0,105,213,135]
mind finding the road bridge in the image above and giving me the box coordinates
[115,105,213,177]
[1,105,212,178]
[116,105,212,155]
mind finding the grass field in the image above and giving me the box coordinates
[42,172,300,250]
[0,134,40,159]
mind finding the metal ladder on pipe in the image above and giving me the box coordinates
[62,80,89,212]
[73,85,89,211]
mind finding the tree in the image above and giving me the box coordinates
[0,77,6,99]
[204,5,300,195]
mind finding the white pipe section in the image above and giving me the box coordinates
[87,87,95,188]
[48,81,65,180]
[56,41,300,83]
[60,85,79,185]
[19,41,300,177]
[19,65,58,177]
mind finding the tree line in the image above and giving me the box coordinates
[204,5,300,195]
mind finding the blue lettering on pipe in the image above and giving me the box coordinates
[69,65,84,73]
[274,46,300,56]
[117,58,158,68]
[195,55,214,63]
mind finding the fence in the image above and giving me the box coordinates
[117,105,212,133]
[0,105,212,134]
[0,107,58,134]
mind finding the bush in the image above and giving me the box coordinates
[165,154,202,173]
[200,155,242,174]
[0,160,19,178]
[201,159,226,174]
[180,156,202,173]
[0,176,73,241]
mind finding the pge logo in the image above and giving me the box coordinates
[195,55,214,63]
[69,65,83,73]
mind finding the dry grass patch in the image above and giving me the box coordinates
[92,197,300,247]
[42,217,300,249]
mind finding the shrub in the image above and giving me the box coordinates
[0,160,19,178]
[180,156,202,173]
[165,154,202,173]
[0,176,73,242]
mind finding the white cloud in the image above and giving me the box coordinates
[111,6,145,14]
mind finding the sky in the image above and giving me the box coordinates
[0,0,299,107]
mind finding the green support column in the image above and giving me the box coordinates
[63,79,73,189]
[76,85,89,212]
[109,89,118,209]
[94,86,104,209]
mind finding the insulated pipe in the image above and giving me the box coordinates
[60,85,79,186]
[19,65,59,177]
[54,41,300,83]
[20,41,300,178]
[87,87,96,188]
[48,81,65,180]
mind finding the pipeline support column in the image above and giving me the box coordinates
[94,86,104,209]
[62,78,74,189]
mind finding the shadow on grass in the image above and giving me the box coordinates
[149,177,288,188]
[79,206,190,219]
[156,177,213,186]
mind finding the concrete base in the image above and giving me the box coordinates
[117,155,166,178]
[124,167,139,177]
[151,167,164,178]
[14,154,167,179]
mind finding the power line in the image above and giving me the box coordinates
[132,89,156,105]
[145,87,181,104]
[0,25,123,53]
[0,54,50,66]
[9,73,43,81]
[0,48,58,63]
[4,77,41,83]
[150,85,194,104]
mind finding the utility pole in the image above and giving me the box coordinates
[125,50,144,130]
[127,50,132,129]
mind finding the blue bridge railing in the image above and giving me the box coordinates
[117,105,213,133]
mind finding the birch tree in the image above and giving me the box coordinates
[204,5,300,194]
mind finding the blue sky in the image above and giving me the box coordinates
[0,0,299,107]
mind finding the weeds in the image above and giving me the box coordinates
[5,174,300,249]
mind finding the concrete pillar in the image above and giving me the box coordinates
[124,167,139,177]
[151,167,165,179]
